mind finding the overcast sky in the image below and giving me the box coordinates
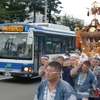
[59,0,100,24]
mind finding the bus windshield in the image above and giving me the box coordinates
[0,33,32,60]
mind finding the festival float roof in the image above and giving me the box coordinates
[75,1,100,58]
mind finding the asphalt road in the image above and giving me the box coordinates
[0,76,41,100]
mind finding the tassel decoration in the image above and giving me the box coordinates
[87,10,89,16]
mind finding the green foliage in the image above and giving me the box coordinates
[0,9,11,23]
[47,0,62,23]
[61,15,84,31]
[0,0,30,23]
[0,0,62,23]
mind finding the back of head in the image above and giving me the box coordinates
[51,55,58,61]
[57,56,64,61]
[65,52,70,56]
[48,61,62,72]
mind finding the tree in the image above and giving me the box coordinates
[0,0,30,23]
[61,15,84,31]
[28,0,62,23]
[0,1,11,23]
[6,0,29,22]
[0,0,62,23]
[28,0,44,23]
[47,0,62,23]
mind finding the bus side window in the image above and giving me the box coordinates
[51,48,55,53]
[55,43,60,52]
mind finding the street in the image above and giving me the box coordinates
[0,76,41,100]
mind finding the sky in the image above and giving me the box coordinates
[59,0,100,25]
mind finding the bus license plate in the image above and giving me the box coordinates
[4,72,11,77]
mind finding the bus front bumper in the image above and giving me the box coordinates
[0,70,38,78]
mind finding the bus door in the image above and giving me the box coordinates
[34,36,44,72]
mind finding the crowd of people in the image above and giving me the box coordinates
[34,49,100,100]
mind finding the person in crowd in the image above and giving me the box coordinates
[56,56,74,86]
[89,58,100,100]
[38,55,49,80]
[34,61,76,100]
[79,53,88,61]
[70,54,78,69]
[94,58,100,66]
[93,58,100,100]
[70,60,98,100]
[65,52,70,60]
[51,55,58,61]
[76,49,82,59]
[93,54,100,59]
[63,55,72,67]
[76,49,88,61]
[90,58,97,71]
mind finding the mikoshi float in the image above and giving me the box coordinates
[74,1,100,59]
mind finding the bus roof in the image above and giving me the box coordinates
[29,23,71,31]
[0,23,75,36]
[28,23,75,36]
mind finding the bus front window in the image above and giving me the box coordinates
[0,33,32,59]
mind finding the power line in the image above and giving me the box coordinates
[60,9,91,24]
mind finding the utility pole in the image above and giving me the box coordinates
[44,0,47,23]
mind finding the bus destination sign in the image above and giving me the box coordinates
[2,26,24,32]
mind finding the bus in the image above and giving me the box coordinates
[0,23,76,79]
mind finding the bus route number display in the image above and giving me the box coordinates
[2,26,24,32]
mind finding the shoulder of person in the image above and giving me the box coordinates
[39,79,48,87]
[88,70,97,80]
[94,66,100,72]
[63,66,71,70]
[60,80,75,94]
[60,79,73,87]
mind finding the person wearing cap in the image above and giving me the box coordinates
[62,55,69,60]
[65,52,70,60]
[78,53,88,65]
[70,54,78,69]
[38,55,49,80]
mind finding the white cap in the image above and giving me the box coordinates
[93,53,100,59]
[79,53,88,62]
[41,56,49,60]
[62,55,68,60]
[70,54,77,58]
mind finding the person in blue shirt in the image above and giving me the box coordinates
[34,61,76,100]
[70,60,98,100]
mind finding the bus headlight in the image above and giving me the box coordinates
[28,67,32,72]
[23,67,33,72]
[24,67,28,72]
